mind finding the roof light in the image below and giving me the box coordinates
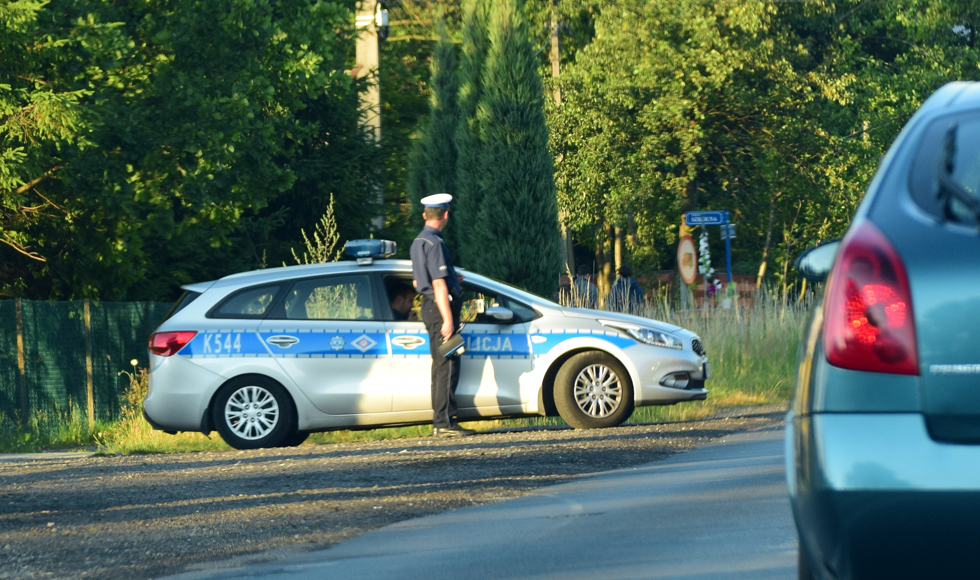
[344,239,397,265]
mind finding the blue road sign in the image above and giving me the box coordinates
[685,211,728,226]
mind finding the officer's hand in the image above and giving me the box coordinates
[441,319,453,341]
[457,272,465,284]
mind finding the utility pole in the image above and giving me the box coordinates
[550,1,574,275]
[355,1,387,231]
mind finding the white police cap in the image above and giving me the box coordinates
[421,193,453,208]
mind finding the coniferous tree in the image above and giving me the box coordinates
[405,14,461,250]
[470,0,560,296]
[454,0,491,267]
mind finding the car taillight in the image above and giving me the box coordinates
[823,220,918,375]
[148,331,197,357]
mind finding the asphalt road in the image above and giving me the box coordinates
[164,426,796,580]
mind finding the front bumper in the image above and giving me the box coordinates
[789,413,980,579]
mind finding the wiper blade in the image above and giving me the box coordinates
[937,124,980,232]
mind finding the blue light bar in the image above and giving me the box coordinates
[344,239,397,264]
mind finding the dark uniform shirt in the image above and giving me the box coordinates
[411,226,460,296]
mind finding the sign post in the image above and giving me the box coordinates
[684,211,733,285]
[676,235,697,310]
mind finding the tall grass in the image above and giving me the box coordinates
[0,290,807,453]
[96,369,230,454]
[0,400,115,453]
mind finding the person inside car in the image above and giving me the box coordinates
[386,278,418,321]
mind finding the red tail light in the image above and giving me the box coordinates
[823,220,918,375]
[148,331,197,357]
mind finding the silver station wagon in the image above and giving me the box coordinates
[143,242,710,449]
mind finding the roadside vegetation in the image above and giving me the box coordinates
[0,292,806,454]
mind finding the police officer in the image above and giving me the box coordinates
[410,194,475,437]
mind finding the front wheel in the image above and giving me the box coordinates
[212,376,296,449]
[554,351,634,429]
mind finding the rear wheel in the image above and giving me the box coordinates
[212,376,296,449]
[554,352,634,429]
[279,431,310,447]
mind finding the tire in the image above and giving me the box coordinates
[554,351,634,429]
[212,376,296,449]
[278,431,310,447]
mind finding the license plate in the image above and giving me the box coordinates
[703,360,712,380]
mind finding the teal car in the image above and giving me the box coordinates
[788,81,980,579]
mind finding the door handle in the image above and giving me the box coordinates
[266,335,299,348]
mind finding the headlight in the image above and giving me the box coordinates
[625,327,683,349]
[600,320,684,349]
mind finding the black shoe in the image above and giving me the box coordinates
[433,426,476,437]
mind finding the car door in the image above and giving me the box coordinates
[258,273,391,416]
[386,278,533,413]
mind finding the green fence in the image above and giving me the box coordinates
[0,300,172,432]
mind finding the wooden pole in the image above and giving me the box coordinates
[15,299,28,426]
[84,299,95,430]
[355,1,384,232]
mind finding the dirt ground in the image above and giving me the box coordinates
[0,406,785,580]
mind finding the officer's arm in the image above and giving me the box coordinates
[431,278,453,340]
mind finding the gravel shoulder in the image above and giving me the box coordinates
[0,406,786,580]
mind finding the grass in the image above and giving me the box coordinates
[0,291,807,454]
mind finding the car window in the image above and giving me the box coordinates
[383,275,422,322]
[210,285,281,319]
[163,291,201,321]
[909,110,980,224]
[283,275,376,320]
[460,283,538,324]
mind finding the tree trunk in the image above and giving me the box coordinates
[756,197,776,288]
[614,225,624,274]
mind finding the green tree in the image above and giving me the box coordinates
[405,14,461,251]
[1,0,375,300]
[0,0,91,294]
[469,0,560,297]
[454,0,492,268]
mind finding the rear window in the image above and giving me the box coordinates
[278,275,377,321]
[208,284,282,319]
[162,291,200,322]
[909,110,980,225]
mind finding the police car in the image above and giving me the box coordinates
[143,240,710,449]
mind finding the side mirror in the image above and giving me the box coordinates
[485,306,515,322]
[796,240,840,282]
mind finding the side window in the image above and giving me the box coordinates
[283,275,376,320]
[460,284,538,324]
[384,275,422,322]
[209,285,281,319]
[909,111,980,224]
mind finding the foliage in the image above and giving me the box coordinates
[467,0,561,297]
[1,0,380,300]
[405,13,462,251]
[453,0,493,268]
[290,194,342,265]
[550,0,980,287]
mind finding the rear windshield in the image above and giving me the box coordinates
[909,110,980,225]
[162,291,201,322]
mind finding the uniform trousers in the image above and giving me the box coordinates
[421,294,462,429]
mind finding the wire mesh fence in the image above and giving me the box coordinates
[0,299,171,433]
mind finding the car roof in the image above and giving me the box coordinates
[918,81,980,117]
[182,259,560,309]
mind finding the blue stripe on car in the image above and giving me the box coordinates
[178,329,635,359]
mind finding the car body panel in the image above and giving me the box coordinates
[788,81,980,579]
[146,260,709,435]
